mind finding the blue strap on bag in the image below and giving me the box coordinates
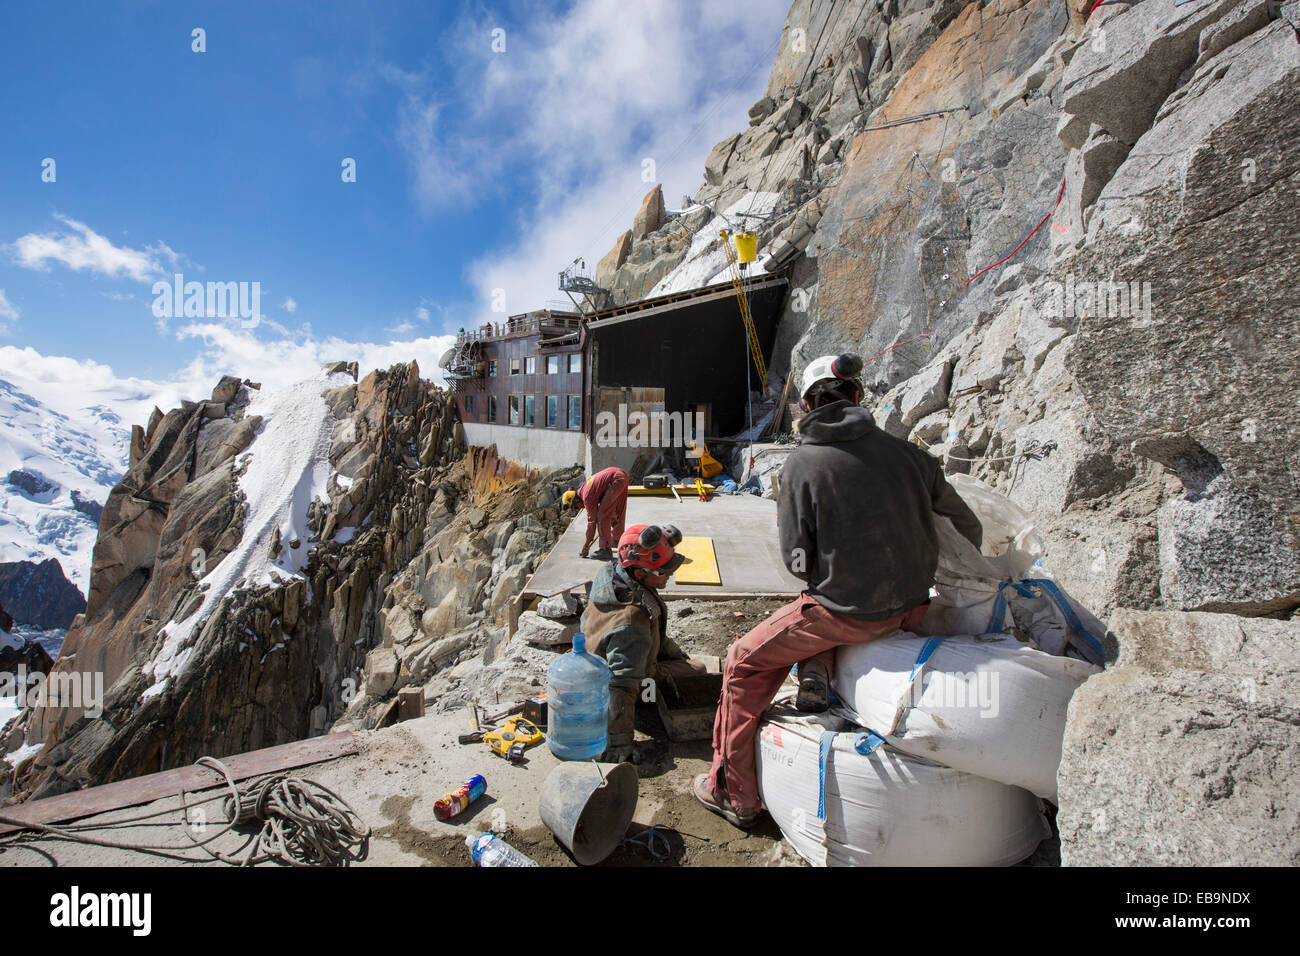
[987,578,1105,663]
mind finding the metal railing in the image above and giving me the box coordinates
[454,311,582,344]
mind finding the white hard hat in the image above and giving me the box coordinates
[800,354,864,401]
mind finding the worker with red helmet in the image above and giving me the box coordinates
[579,523,707,762]
[562,466,629,560]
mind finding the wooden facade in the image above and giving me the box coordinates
[451,311,588,434]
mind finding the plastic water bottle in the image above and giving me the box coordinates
[546,632,610,760]
[466,832,538,867]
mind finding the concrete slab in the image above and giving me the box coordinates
[525,495,804,600]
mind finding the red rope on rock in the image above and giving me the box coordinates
[865,332,934,364]
[965,177,1066,288]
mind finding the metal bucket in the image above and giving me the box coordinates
[538,761,638,865]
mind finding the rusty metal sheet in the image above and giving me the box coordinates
[0,731,357,835]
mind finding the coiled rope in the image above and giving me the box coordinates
[0,755,369,867]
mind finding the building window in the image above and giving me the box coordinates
[546,355,560,375]
[568,395,581,430]
[525,356,536,375]
[466,395,474,412]
[488,360,498,377]
[524,394,535,426]
[509,395,520,425]
[488,395,497,423]
[568,353,582,374]
[510,357,520,375]
[546,395,558,428]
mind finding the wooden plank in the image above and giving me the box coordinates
[0,731,358,835]
[767,374,794,438]
[673,536,722,585]
[628,483,715,496]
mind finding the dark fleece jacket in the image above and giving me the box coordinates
[778,401,983,621]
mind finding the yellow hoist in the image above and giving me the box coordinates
[720,228,767,392]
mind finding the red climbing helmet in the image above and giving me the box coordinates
[617,524,686,574]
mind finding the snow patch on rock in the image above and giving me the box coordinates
[139,370,351,698]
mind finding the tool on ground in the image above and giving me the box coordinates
[696,478,707,501]
[434,774,487,821]
[484,702,525,724]
[484,716,544,763]
[522,695,548,728]
[458,704,485,744]
[670,485,682,503]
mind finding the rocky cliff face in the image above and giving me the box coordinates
[7,0,1296,862]
[594,0,1299,861]
[8,363,471,797]
[3,348,584,801]
[0,560,86,631]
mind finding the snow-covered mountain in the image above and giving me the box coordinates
[0,376,129,595]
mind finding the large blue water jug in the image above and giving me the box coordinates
[547,632,611,760]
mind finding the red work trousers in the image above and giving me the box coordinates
[584,470,628,550]
[707,592,927,813]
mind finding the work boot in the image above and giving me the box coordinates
[589,548,613,561]
[692,773,760,829]
[795,666,830,713]
[602,678,639,763]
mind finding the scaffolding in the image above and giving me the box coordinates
[559,259,610,314]
[437,339,484,393]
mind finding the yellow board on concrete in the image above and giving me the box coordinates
[673,536,721,586]
[628,483,715,496]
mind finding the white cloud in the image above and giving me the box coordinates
[417,306,430,322]
[386,321,416,335]
[172,324,456,397]
[282,296,298,314]
[385,0,789,319]
[7,215,184,283]
[0,289,18,327]
[0,327,456,440]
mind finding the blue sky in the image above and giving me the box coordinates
[0,0,788,416]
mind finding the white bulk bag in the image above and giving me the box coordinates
[755,706,1050,867]
[920,474,1106,664]
[833,632,1098,802]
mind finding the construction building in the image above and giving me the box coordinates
[441,274,789,474]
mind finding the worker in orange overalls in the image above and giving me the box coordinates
[562,466,629,560]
